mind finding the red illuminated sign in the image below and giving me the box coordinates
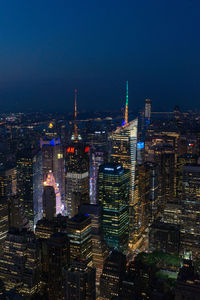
[67,147,75,153]
[85,146,89,153]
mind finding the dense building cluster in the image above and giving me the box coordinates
[0,94,200,299]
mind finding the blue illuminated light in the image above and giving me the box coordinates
[137,142,144,149]
[121,120,126,126]
[104,168,114,171]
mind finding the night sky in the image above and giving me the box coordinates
[0,0,200,112]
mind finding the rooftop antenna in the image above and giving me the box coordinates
[124,81,128,125]
[74,89,78,142]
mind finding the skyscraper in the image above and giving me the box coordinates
[44,171,64,215]
[79,203,108,287]
[33,138,65,227]
[65,90,90,217]
[46,232,70,299]
[98,164,129,252]
[65,144,89,217]
[33,150,43,228]
[0,228,40,296]
[144,98,152,121]
[109,118,138,201]
[42,185,56,220]
[100,250,126,299]
[0,197,8,254]
[86,129,108,204]
[40,138,65,202]
[109,119,138,245]
[67,214,93,265]
[16,151,34,230]
[176,154,197,203]
[133,162,151,241]
[181,164,200,258]
[64,260,96,300]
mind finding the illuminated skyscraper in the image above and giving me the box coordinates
[79,203,108,287]
[16,151,34,230]
[35,214,68,240]
[86,129,108,204]
[98,164,129,252]
[33,150,43,228]
[33,140,65,227]
[109,118,138,244]
[181,164,200,258]
[65,144,89,217]
[0,168,12,252]
[67,214,93,265]
[176,154,197,203]
[0,197,8,254]
[141,98,152,143]
[40,138,65,202]
[65,90,90,217]
[133,162,151,241]
[0,228,39,296]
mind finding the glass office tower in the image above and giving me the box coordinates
[98,164,129,252]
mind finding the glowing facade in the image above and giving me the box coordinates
[181,165,200,258]
[109,118,138,203]
[109,119,138,246]
[67,214,93,265]
[98,164,129,252]
[0,229,39,296]
[44,171,64,215]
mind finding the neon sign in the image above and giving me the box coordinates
[67,147,75,153]
[85,146,89,153]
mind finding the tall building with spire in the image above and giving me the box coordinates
[65,90,90,217]
[109,119,138,245]
[109,83,138,246]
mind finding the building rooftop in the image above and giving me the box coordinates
[99,163,124,175]
[69,213,91,224]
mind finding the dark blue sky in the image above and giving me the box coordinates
[0,0,199,112]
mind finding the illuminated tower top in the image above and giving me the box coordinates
[74,89,78,142]
[124,81,128,125]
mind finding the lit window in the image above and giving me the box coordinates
[58,153,63,159]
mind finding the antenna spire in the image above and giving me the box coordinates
[124,80,128,125]
[74,89,78,141]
